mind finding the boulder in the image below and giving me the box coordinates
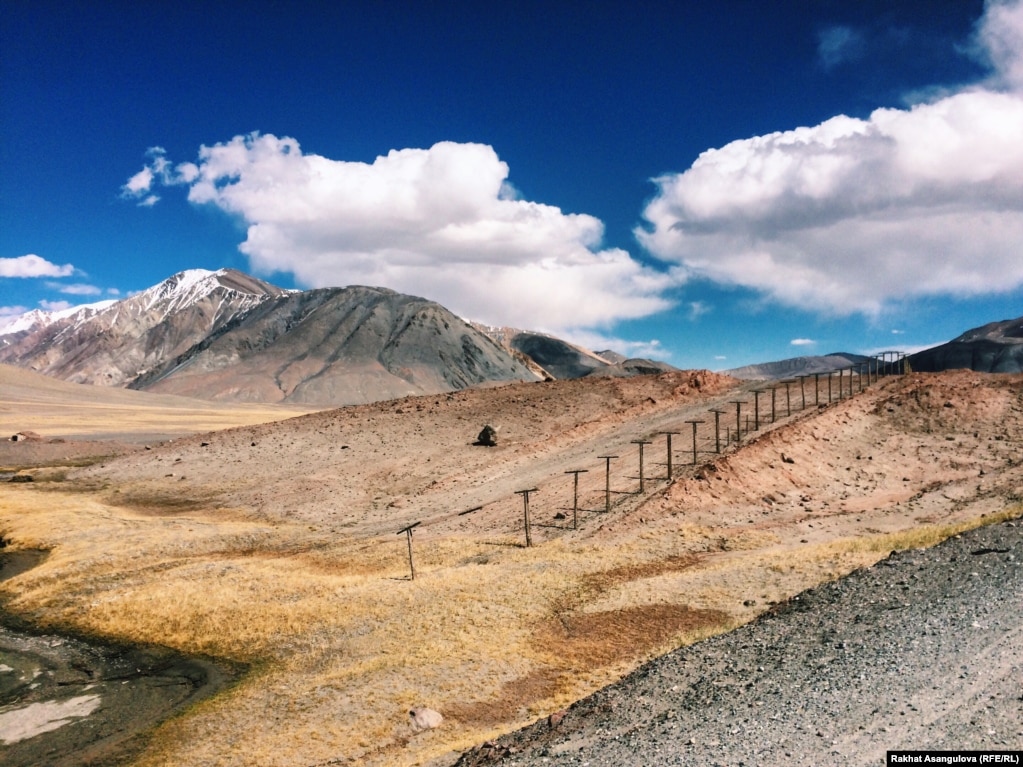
[409,706,443,731]
[475,424,498,447]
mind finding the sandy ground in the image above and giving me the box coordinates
[0,368,1020,766]
[0,363,315,446]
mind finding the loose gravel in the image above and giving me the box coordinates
[455,518,1023,766]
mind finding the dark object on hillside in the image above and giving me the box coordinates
[475,425,498,447]
[508,332,611,379]
[909,314,1023,374]
[909,339,1023,374]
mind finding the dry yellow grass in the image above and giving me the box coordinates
[4,476,1018,767]
[0,363,315,440]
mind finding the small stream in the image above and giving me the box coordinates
[0,549,241,767]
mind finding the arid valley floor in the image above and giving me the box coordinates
[1,366,1021,766]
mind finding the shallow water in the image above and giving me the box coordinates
[0,550,239,767]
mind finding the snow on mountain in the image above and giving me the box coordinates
[0,268,288,386]
[0,300,118,337]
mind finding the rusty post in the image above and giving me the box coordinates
[564,470,588,530]
[515,488,539,547]
[729,400,744,443]
[827,371,833,402]
[751,389,765,430]
[397,521,422,580]
[709,409,726,453]
[598,456,618,513]
[685,420,704,465]
[659,431,680,480]
[770,387,777,423]
[781,380,793,417]
[631,440,652,493]
[813,373,821,406]
[798,375,807,410]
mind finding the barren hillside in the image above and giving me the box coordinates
[1,369,1020,767]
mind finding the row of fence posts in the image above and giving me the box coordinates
[395,352,908,579]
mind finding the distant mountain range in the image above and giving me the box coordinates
[5,268,1016,404]
[0,268,677,405]
[724,314,1023,381]
[470,325,676,380]
[906,316,1023,374]
[724,353,871,381]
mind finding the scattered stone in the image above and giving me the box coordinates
[9,474,33,483]
[548,709,567,729]
[781,453,796,464]
[409,707,443,731]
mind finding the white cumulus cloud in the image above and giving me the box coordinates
[639,0,1023,318]
[38,299,73,312]
[125,135,677,335]
[790,338,816,347]
[0,254,75,278]
[45,282,103,296]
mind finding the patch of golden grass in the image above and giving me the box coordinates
[818,505,1023,556]
[0,367,317,440]
[2,481,1020,767]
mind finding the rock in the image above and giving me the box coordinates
[9,474,33,483]
[781,453,796,464]
[409,706,443,731]
[475,424,498,447]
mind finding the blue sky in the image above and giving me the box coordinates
[3,0,1023,370]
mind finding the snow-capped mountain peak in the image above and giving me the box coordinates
[0,299,118,337]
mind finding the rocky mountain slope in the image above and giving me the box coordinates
[908,314,1023,373]
[472,325,677,380]
[0,269,543,406]
[724,352,869,380]
[131,285,541,404]
[0,269,286,387]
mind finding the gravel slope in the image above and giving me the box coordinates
[455,518,1023,766]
